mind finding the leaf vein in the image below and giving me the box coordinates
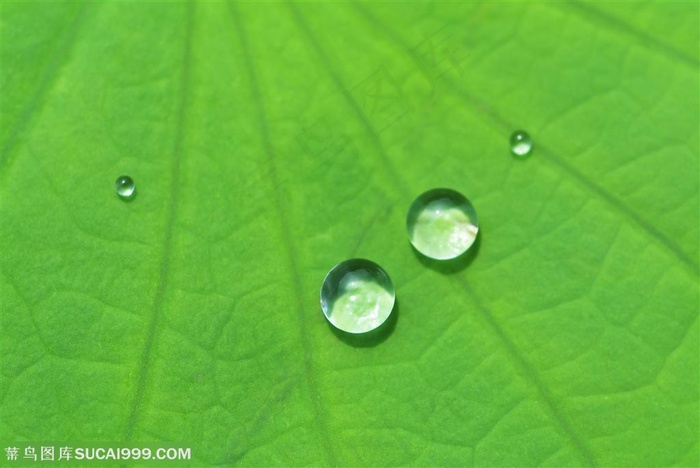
[123,1,195,441]
[228,2,337,465]
[1,1,92,178]
[352,2,699,276]
[564,1,698,69]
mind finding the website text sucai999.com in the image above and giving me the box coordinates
[4,445,191,463]
[76,447,191,461]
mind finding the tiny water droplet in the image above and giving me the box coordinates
[407,188,478,260]
[115,175,136,201]
[320,259,395,334]
[510,130,533,157]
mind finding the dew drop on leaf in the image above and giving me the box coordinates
[407,188,479,260]
[115,175,136,201]
[320,259,395,334]
[510,130,533,157]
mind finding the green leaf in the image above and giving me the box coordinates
[2,1,698,466]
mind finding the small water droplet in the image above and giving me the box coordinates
[115,175,136,201]
[510,130,533,157]
[407,188,478,260]
[320,259,395,334]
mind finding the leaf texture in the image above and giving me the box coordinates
[1,1,698,466]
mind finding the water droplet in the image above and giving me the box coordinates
[510,130,533,157]
[320,259,395,334]
[407,188,478,260]
[115,175,136,201]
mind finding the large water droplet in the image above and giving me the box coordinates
[320,259,395,334]
[115,175,136,201]
[510,130,533,157]
[407,188,478,260]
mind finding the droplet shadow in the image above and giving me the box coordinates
[329,299,399,348]
[411,232,481,275]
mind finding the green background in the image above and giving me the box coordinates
[1,1,698,466]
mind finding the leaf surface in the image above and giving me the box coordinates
[1,1,698,466]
